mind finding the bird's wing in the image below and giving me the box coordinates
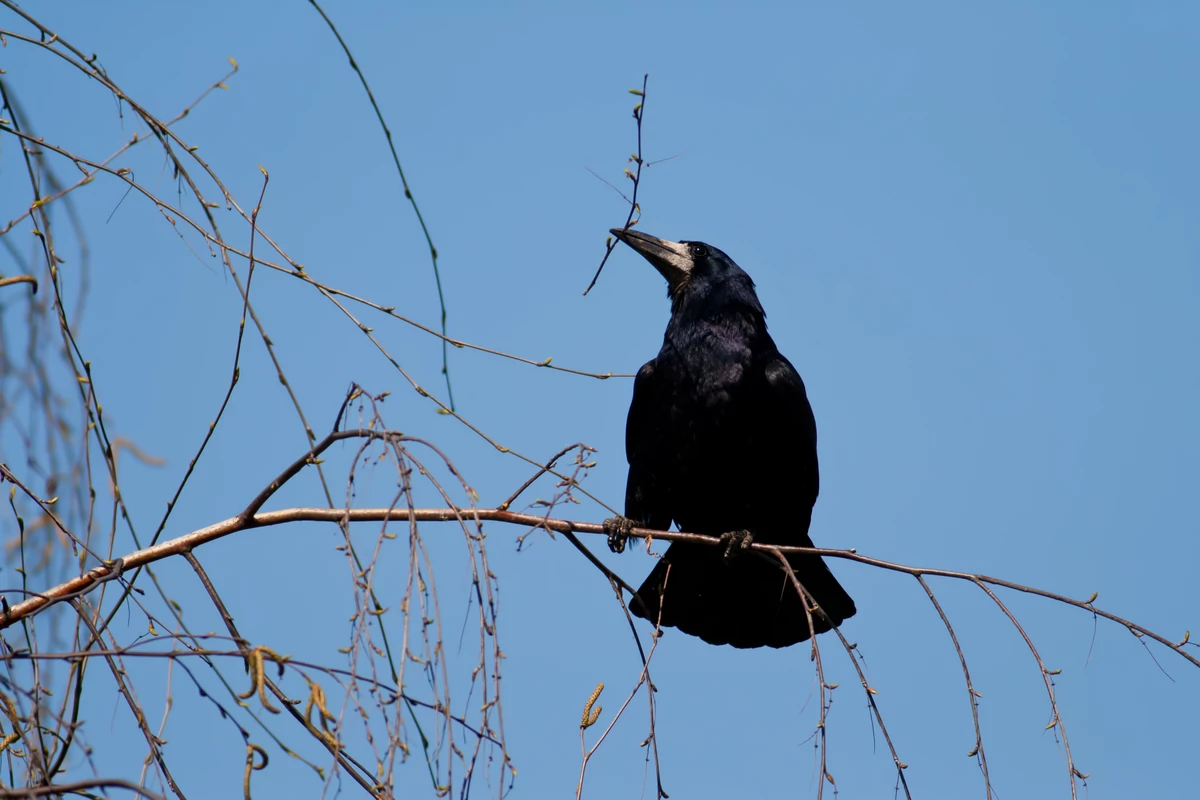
[625,360,656,463]
[624,360,673,530]
[763,355,820,506]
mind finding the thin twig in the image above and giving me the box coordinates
[916,576,992,798]
[583,74,648,295]
[0,274,38,292]
[0,779,166,799]
[305,0,454,408]
[973,579,1082,799]
[769,550,830,798]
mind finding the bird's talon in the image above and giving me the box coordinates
[720,530,754,563]
[603,516,635,554]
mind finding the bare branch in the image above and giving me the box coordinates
[4,497,1192,674]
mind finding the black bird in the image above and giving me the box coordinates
[605,229,855,649]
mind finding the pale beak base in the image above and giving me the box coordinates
[611,228,694,291]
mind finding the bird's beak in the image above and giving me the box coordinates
[610,228,693,292]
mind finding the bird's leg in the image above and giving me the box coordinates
[719,529,754,564]
[603,516,636,554]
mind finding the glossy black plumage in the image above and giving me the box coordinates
[610,229,855,649]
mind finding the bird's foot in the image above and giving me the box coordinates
[720,529,754,564]
[603,516,636,554]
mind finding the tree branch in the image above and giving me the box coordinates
[2,506,1194,674]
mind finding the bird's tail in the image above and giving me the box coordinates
[630,541,856,649]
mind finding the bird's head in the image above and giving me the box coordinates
[611,228,763,318]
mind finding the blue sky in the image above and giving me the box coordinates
[2,2,1198,798]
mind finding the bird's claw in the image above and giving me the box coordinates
[603,516,635,554]
[720,529,754,563]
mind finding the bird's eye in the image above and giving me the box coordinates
[689,244,708,257]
